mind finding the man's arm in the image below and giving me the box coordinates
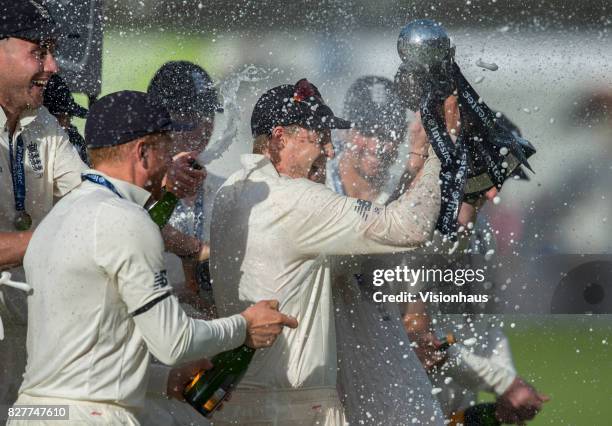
[96,204,296,365]
[286,147,441,256]
[0,231,33,269]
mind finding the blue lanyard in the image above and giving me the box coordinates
[81,173,124,199]
[8,134,27,212]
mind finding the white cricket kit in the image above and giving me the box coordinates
[0,106,86,410]
[327,149,445,425]
[0,107,85,234]
[14,171,246,423]
[210,153,440,424]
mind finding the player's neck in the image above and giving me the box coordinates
[95,162,142,188]
[0,103,25,135]
[338,154,379,201]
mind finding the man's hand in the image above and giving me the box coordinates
[403,312,447,371]
[165,151,206,198]
[410,330,448,371]
[496,376,550,424]
[166,358,214,401]
[240,300,298,349]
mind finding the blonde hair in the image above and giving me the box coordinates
[88,133,165,167]
[87,143,134,167]
[252,134,271,155]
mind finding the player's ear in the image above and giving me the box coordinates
[134,138,149,168]
[271,126,284,140]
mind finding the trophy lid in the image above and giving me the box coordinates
[397,19,454,68]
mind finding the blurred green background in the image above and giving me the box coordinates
[481,316,612,425]
[73,31,214,130]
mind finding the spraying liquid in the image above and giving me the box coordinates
[199,65,277,166]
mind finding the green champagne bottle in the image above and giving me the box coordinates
[148,188,179,228]
[183,345,256,418]
[437,332,457,351]
[449,402,501,426]
[148,160,202,228]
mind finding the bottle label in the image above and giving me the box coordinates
[203,387,227,413]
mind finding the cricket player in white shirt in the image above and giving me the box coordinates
[8,90,297,425]
[210,79,444,425]
[0,0,88,411]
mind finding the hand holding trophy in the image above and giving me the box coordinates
[395,19,536,236]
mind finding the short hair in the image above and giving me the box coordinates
[87,143,133,167]
[87,133,166,167]
[252,124,302,154]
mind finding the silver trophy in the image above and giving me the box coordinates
[397,19,455,69]
[395,19,456,110]
[395,19,535,201]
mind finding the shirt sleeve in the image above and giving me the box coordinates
[52,127,87,198]
[443,323,517,395]
[284,149,441,256]
[95,201,246,366]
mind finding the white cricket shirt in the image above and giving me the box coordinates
[0,106,85,232]
[210,153,441,391]
[20,170,246,409]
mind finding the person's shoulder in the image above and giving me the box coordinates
[286,176,338,196]
[29,107,64,135]
[92,192,159,235]
[205,172,227,192]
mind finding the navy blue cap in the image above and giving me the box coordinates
[85,91,192,149]
[344,76,407,143]
[148,61,223,118]
[0,0,59,42]
[251,79,351,137]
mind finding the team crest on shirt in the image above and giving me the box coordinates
[26,142,44,177]
[153,270,169,290]
[354,199,372,220]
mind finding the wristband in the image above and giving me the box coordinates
[409,151,429,158]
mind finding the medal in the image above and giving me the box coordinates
[14,210,32,231]
[9,135,31,231]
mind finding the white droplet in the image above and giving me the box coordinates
[492,196,501,205]
[463,337,477,346]
[431,387,443,395]
[500,147,509,155]
[444,377,453,384]
[476,59,499,71]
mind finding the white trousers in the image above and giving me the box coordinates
[210,386,346,426]
[7,394,140,426]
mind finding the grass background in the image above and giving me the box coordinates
[71,32,612,425]
[495,316,612,425]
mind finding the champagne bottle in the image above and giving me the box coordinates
[448,402,501,426]
[437,332,457,351]
[148,159,202,228]
[183,345,255,418]
[148,188,179,228]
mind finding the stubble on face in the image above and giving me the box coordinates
[0,38,57,116]
[143,132,173,199]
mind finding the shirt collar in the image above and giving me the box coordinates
[82,169,152,207]
[240,154,280,178]
[1,106,42,133]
